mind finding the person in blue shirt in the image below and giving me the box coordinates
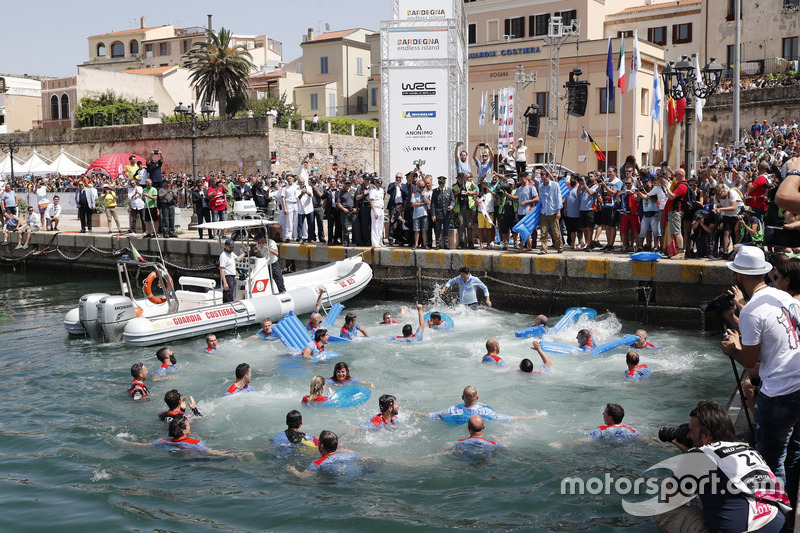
[340,312,370,339]
[287,430,363,478]
[153,347,178,379]
[576,174,599,251]
[223,363,255,396]
[588,403,639,440]
[269,410,319,449]
[482,338,504,365]
[426,311,452,331]
[390,303,424,343]
[298,328,331,360]
[250,318,277,341]
[306,288,325,333]
[410,386,538,423]
[361,394,400,429]
[624,351,653,380]
[574,328,595,354]
[514,173,539,251]
[519,340,553,374]
[439,267,491,310]
[452,415,503,460]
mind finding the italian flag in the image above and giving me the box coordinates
[617,37,626,94]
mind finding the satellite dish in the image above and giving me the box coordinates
[325,23,331,31]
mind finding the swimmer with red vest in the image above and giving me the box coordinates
[287,430,363,478]
[128,362,149,401]
[482,338,505,366]
[390,302,425,343]
[519,340,553,374]
[153,347,178,379]
[452,415,504,459]
[573,328,595,354]
[624,350,653,379]
[361,394,400,430]
[326,361,374,387]
[298,329,331,360]
[269,410,319,449]
[307,287,325,333]
[222,363,255,396]
[549,402,638,449]
[205,333,219,354]
[250,318,278,341]
[427,311,452,331]
[340,312,370,339]
[378,306,407,325]
[302,375,332,405]
[150,418,234,457]
[158,389,202,423]
[630,329,657,349]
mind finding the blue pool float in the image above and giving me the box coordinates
[539,334,640,356]
[512,180,572,243]
[423,311,455,330]
[323,302,345,328]
[325,386,371,408]
[629,252,662,262]
[515,307,597,338]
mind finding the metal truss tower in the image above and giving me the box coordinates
[546,17,580,171]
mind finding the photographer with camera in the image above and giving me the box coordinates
[656,400,789,533]
[452,173,478,249]
[720,246,800,511]
[472,143,495,184]
[576,174,599,252]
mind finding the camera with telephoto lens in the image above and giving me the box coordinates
[658,423,693,448]
[699,293,734,313]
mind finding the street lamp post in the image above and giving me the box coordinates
[173,102,215,181]
[661,55,723,173]
[2,140,21,182]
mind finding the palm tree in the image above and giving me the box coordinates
[185,28,255,117]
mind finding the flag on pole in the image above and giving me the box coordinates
[129,243,148,263]
[581,127,589,143]
[606,38,615,101]
[651,62,662,124]
[587,131,607,161]
[617,36,627,94]
[668,97,676,125]
[479,91,486,127]
[676,96,687,123]
[628,31,641,92]
[694,55,706,123]
[491,89,496,124]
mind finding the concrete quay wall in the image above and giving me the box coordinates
[3,232,732,331]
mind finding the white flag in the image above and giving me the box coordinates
[491,89,496,124]
[651,62,662,124]
[581,127,589,143]
[694,55,705,123]
[629,30,642,92]
[478,91,486,127]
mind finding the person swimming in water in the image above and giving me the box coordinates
[340,313,370,339]
[222,363,255,396]
[153,347,178,379]
[482,338,504,365]
[326,361,374,387]
[150,418,232,456]
[452,414,503,460]
[302,376,331,405]
[361,394,400,429]
[250,318,277,341]
[378,306,407,325]
[269,410,319,449]
[573,328,595,354]
[390,303,424,343]
[128,362,149,401]
[519,340,553,374]
[624,350,653,379]
[298,329,331,360]
[286,430,363,478]
[427,311,452,331]
[630,329,656,349]
[307,288,325,333]
[410,386,540,423]
[205,334,219,354]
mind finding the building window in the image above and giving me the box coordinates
[599,88,615,114]
[50,95,59,120]
[727,0,742,20]
[641,88,650,115]
[111,42,124,58]
[787,0,800,7]
[673,23,692,44]
[328,93,336,116]
[556,10,577,26]
[647,26,667,46]
[310,93,319,111]
[320,56,329,74]
[130,40,139,55]
[145,44,154,57]
[529,14,550,37]
[370,87,377,108]
[61,94,69,120]
[487,20,500,42]
[784,37,799,60]
[617,31,633,38]
[504,16,525,39]
[159,42,168,56]
[357,57,363,75]
[535,91,549,118]
[96,43,106,57]
[468,23,477,44]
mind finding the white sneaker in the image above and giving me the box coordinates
[15,244,22,249]
[22,244,28,249]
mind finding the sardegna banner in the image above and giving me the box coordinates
[388,67,450,179]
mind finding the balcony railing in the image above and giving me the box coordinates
[721,57,798,78]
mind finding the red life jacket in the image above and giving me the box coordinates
[314,452,336,466]
[626,364,649,377]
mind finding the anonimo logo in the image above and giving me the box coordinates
[405,124,434,138]
[401,82,436,96]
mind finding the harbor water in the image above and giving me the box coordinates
[0,271,733,532]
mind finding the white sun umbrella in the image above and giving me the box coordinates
[48,149,88,176]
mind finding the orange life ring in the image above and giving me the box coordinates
[143,272,173,305]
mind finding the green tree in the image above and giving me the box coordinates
[233,92,302,128]
[74,91,158,127]
[185,28,255,118]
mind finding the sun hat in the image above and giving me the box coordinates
[726,246,773,275]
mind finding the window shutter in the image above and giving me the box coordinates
[519,17,525,38]
[687,23,693,43]
[505,19,511,37]
[672,24,677,45]
[529,16,535,37]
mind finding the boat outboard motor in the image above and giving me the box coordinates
[78,293,110,341]
[97,295,138,342]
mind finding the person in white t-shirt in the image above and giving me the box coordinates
[45,196,62,231]
[510,138,528,177]
[368,178,385,247]
[35,180,50,227]
[127,180,146,234]
[722,246,800,510]
[281,176,299,241]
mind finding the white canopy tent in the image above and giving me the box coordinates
[0,154,26,176]
[47,149,88,175]
[16,150,53,176]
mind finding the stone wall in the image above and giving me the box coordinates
[0,117,380,176]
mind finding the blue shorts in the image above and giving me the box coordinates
[413,216,429,231]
